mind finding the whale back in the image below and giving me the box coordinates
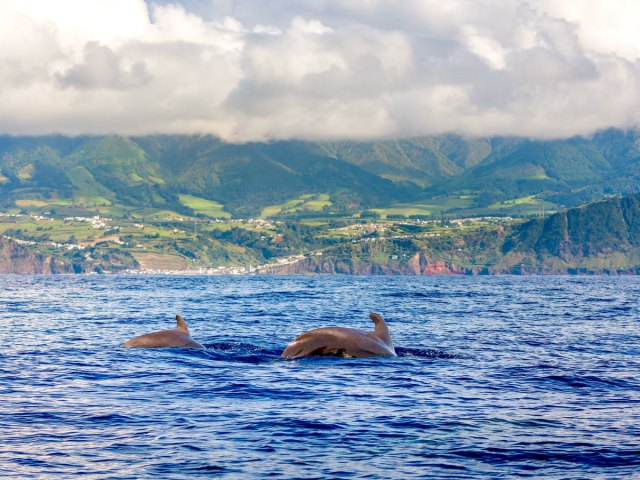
[280,313,396,358]
[121,315,204,349]
[368,313,395,352]
[175,315,189,333]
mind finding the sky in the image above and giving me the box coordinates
[1,0,640,142]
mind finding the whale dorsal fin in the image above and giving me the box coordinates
[176,315,189,333]
[369,312,393,349]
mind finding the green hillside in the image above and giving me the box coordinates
[0,130,639,220]
[426,130,640,210]
[497,193,640,273]
[271,193,640,275]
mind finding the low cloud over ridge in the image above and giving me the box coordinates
[1,0,640,141]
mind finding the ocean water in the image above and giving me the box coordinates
[1,275,639,479]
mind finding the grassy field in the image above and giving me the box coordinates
[372,195,477,218]
[67,166,115,204]
[132,252,189,271]
[370,194,560,219]
[128,208,188,221]
[45,223,100,242]
[95,205,131,217]
[300,194,331,210]
[178,194,231,218]
[15,197,77,209]
[15,199,50,208]
[261,199,305,218]
[486,195,556,216]
[260,194,331,218]
[72,193,111,206]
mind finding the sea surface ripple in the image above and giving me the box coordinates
[1,275,639,479]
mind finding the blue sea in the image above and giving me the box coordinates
[1,275,639,479]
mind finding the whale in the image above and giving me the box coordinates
[121,315,204,349]
[281,313,396,358]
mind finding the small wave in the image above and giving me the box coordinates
[388,290,493,300]
[543,374,636,390]
[609,305,633,312]
[222,290,320,301]
[395,347,462,359]
[388,291,446,298]
[202,342,460,361]
[203,341,281,363]
[585,297,616,303]
[185,465,234,474]
[204,341,280,356]
[242,418,344,433]
[450,446,640,467]
[152,462,237,476]
[82,413,137,423]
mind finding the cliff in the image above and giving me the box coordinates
[269,253,469,275]
[0,237,70,274]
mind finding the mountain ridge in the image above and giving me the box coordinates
[1,130,640,220]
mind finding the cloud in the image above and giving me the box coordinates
[0,0,639,141]
[57,42,151,89]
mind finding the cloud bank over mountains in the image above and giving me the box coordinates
[1,0,640,141]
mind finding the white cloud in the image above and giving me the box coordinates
[0,0,639,140]
[57,42,152,89]
[534,0,640,61]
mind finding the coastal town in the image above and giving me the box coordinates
[0,209,516,274]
